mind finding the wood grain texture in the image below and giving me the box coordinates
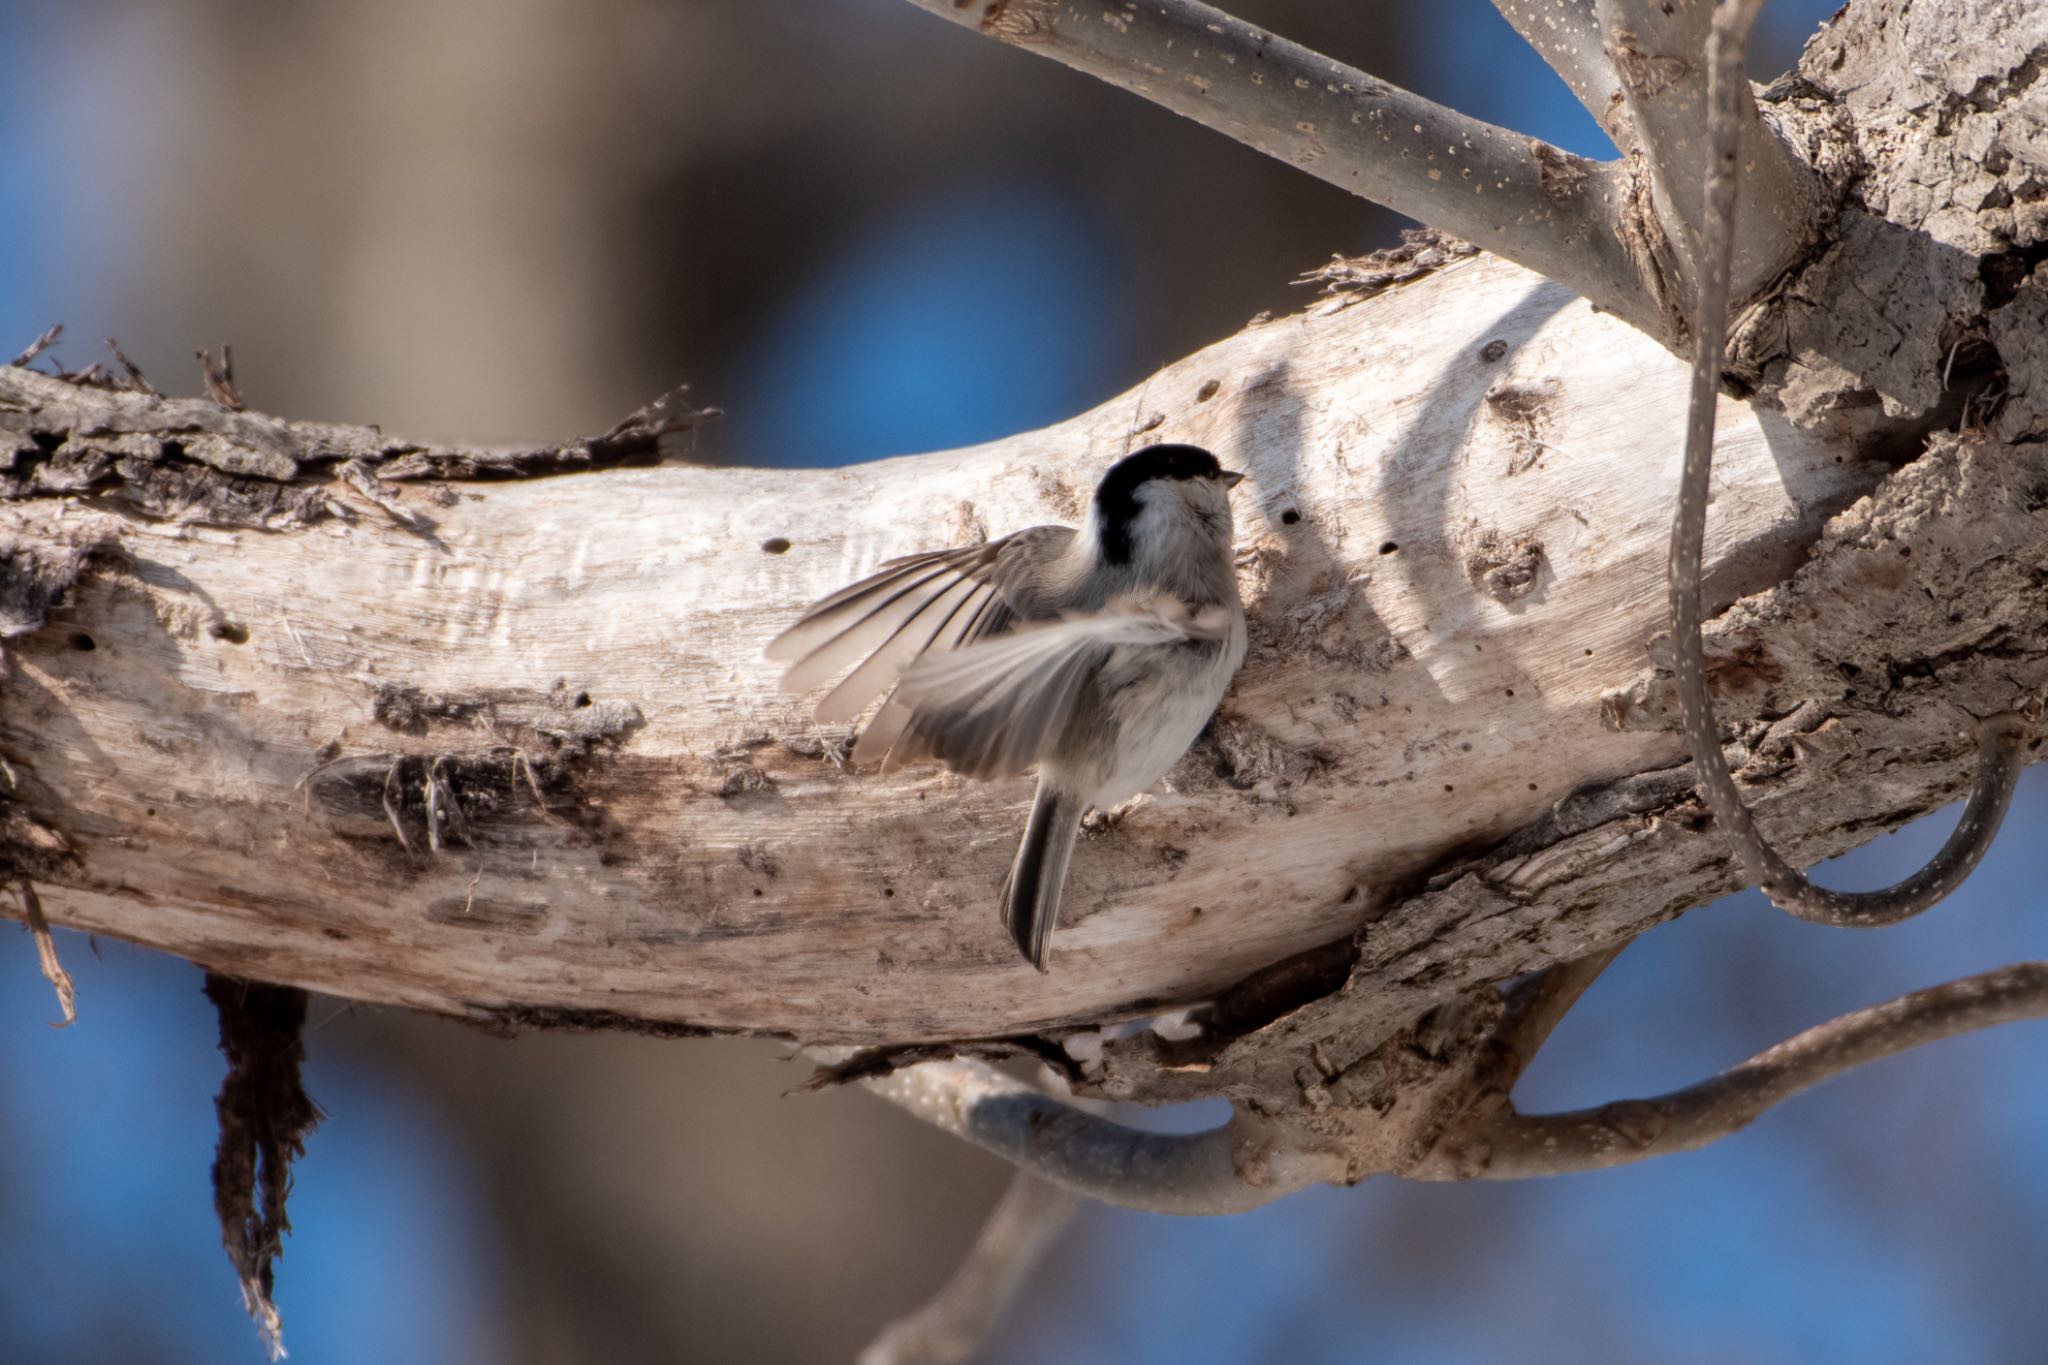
[2,250,1892,1042]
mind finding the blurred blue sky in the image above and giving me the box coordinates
[0,940,504,1365]
[726,178,1135,467]
[9,0,2045,1362]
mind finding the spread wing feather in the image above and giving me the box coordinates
[812,571,983,722]
[852,602,1222,778]
[765,527,1071,722]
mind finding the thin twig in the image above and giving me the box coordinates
[105,338,163,397]
[1442,961,2048,1178]
[859,1171,1082,1365]
[10,323,62,369]
[198,345,244,410]
[18,881,77,1027]
[901,0,1653,332]
[1666,0,2028,926]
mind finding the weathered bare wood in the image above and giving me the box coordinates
[1087,426,2048,1109]
[4,246,1914,1048]
[1666,0,2029,928]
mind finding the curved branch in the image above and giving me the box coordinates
[1666,0,2030,929]
[1485,941,1628,1088]
[901,0,1656,334]
[857,1056,1344,1215]
[1595,0,1818,301]
[1443,962,2048,1178]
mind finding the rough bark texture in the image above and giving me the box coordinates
[0,0,2042,1123]
[0,250,1874,1042]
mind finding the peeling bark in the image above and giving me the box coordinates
[205,973,321,1360]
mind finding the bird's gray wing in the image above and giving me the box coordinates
[765,526,1073,724]
[854,596,1229,779]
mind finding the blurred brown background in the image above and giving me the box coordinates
[41,0,1400,443]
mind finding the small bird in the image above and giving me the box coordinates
[765,443,1249,971]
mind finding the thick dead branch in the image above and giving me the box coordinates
[859,1172,1081,1365]
[0,2,2042,1155]
[3,236,2045,1075]
[1434,962,2048,1179]
[6,249,1914,1048]
[901,0,1656,333]
[1665,0,2028,926]
[0,0,2040,1277]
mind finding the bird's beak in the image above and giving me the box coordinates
[1218,469,1248,489]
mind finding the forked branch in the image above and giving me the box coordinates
[1595,0,1818,301]
[858,952,2048,1201]
[1665,0,2029,926]
[1483,942,1629,1089]
[904,0,1822,343]
[1441,962,2048,1178]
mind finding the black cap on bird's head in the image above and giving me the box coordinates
[1092,443,1246,564]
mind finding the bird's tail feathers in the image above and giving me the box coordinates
[1002,784,1083,972]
